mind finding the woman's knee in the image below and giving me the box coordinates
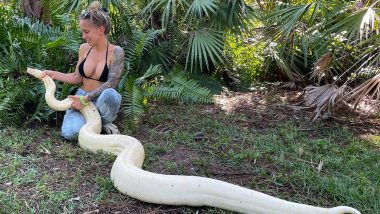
[60,129,78,140]
[96,89,122,120]
[61,110,85,140]
[61,121,83,140]
[98,88,122,105]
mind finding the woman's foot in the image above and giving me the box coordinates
[102,123,120,134]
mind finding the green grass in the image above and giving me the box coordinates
[0,104,379,213]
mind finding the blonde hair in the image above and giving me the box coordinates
[80,1,112,34]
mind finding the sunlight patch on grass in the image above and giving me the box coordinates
[360,135,380,148]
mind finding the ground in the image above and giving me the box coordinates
[0,86,379,213]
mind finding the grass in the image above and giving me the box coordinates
[0,101,379,213]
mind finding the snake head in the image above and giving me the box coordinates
[27,67,44,79]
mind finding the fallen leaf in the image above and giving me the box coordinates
[317,160,324,173]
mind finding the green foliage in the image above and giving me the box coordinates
[0,6,80,126]
[126,28,168,74]
[2,0,379,125]
[0,79,28,127]
[185,0,218,21]
[226,35,265,83]
[141,0,189,28]
[261,1,380,83]
[263,3,320,38]
[141,0,256,73]
[151,68,213,104]
[257,0,380,118]
[121,64,213,130]
[57,0,124,14]
[122,75,149,129]
[186,28,225,72]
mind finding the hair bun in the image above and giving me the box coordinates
[88,1,102,13]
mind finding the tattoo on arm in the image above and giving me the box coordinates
[86,46,125,101]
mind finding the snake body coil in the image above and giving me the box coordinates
[27,68,360,214]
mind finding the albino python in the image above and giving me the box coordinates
[27,67,361,214]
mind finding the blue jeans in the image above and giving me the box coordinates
[61,88,122,140]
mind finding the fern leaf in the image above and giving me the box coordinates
[151,70,213,104]
[135,65,163,86]
[122,77,147,128]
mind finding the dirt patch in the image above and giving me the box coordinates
[214,88,380,135]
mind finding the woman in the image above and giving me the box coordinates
[42,1,124,140]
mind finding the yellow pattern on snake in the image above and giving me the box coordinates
[27,67,361,214]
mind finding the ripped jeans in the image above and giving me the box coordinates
[61,88,122,140]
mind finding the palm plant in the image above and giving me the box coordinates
[141,0,256,73]
[55,0,123,14]
[261,2,324,80]
[260,0,380,119]
[118,23,213,129]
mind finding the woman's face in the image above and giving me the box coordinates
[79,19,105,46]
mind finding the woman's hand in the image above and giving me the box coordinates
[68,95,85,110]
[41,70,55,80]
[68,95,90,110]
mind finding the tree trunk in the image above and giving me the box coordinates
[22,0,50,24]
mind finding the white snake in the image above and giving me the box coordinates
[27,68,361,214]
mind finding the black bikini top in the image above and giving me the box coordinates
[78,44,109,82]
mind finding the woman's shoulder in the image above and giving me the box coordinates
[79,43,91,50]
[78,43,91,58]
[111,45,125,59]
[109,45,124,66]
[112,45,124,55]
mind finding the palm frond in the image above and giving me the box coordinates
[332,33,380,85]
[260,2,324,80]
[185,28,225,72]
[56,0,124,15]
[304,84,346,121]
[109,3,134,43]
[141,0,189,28]
[355,34,380,69]
[263,3,320,39]
[265,42,302,81]
[149,47,174,72]
[185,0,218,20]
[348,73,380,108]
[325,7,379,41]
[214,0,256,33]
[56,0,82,14]
[311,53,333,84]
